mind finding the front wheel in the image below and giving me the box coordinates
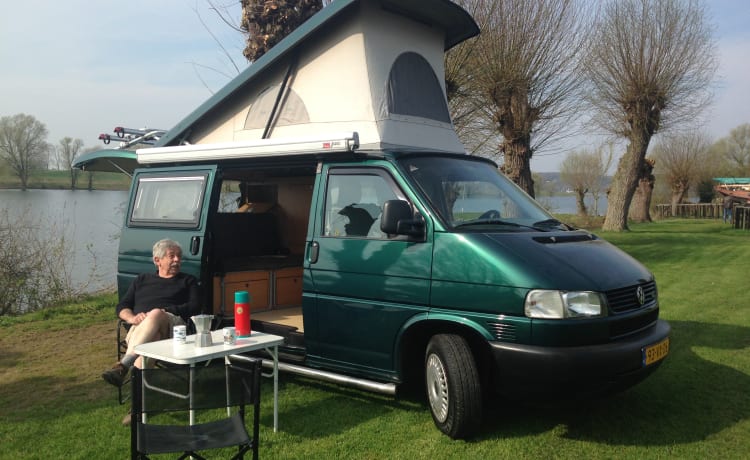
[425,334,482,439]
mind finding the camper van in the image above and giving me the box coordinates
[76,0,670,439]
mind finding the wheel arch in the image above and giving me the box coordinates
[395,314,494,388]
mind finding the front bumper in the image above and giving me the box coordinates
[490,319,671,394]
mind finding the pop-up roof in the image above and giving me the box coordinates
[158,0,478,153]
[75,0,478,172]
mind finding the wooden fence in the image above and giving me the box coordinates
[654,203,750,229]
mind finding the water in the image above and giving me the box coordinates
[0,189,128,293]
[542,194,608,216]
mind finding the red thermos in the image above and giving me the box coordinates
[234,290,251,337]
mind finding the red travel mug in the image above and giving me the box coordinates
[234,290,251,337]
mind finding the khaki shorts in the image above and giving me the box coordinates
[126,311,185,342]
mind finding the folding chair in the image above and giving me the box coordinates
[116,319,132,404]
[131,359,261,460]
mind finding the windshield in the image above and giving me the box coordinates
[399,156,561,231]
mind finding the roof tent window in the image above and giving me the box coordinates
[387,52,451,123]
[244,85,310,130]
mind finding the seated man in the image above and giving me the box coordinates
[101,239,200,424]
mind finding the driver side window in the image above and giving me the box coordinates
[323,171,398,238]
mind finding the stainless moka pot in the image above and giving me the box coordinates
[191,314,214,347]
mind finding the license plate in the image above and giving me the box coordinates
[643,337,670,366]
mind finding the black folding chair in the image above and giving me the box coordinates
[117,319,132,404]
[130,359,262,460]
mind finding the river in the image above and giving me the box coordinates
[0,189,603,294]
[0,189,128,293]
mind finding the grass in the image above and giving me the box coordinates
[1,219,749,459]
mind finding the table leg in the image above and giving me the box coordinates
[141,357,149,424]
[189,363,195,425]
[267,345,279,432]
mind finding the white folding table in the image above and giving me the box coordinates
[135,329,285,431]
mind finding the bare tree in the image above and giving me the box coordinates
[584,0,717,231]
[0,114,50,191]
[560,145,613,216]
[629,158,656,222]
[445,1,497,157]
[460,0,591,197]
[652,132,711,214]
[560,151,592,216]
[240,0,323,62]
[57,137,84,190]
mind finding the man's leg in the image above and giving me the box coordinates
[102,309,172,386]
[123,309,173,369]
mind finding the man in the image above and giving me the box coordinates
[723,195,734,224]
[101,239,200,423]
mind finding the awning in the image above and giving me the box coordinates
[72,149,137,176]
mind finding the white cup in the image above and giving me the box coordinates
[173,325,187,344]
[223,327,236,345]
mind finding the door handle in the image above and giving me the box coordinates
[190,236,200,255]
[309,241,319,264]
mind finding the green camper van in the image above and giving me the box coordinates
[76,0,670,439]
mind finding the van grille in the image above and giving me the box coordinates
[609,309,659,338]
[605,281,657,313]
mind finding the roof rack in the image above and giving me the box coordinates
[136,132,360,164]
[98,126,167,149]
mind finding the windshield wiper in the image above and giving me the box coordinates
[454,219,545,231]
[532,218,573,231]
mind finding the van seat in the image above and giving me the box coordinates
[213,213,285,270]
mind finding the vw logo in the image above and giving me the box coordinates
[636,286,645,305]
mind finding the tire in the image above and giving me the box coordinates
[425,334,482,439]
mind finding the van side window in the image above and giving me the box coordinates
[130,174,206,228]
[323,172,398,238]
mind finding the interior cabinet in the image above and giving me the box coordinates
[213,271,270,315]
[213,267,304,315]
[274,267,303,307]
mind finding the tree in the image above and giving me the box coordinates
[57,137,84,189]
[652,132,711,214]
[0,114,50,191]
[449,0,591,197]
[560,145,613,216]
[240,0,323,62]
[629,158,655,222]
[560,151,591,216]
[584,0,717,231]
[715,123,750,176]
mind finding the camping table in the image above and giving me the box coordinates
[135,330,285,431]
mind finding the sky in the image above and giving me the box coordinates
[1,0,748,172]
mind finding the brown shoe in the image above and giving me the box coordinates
[122,411,132,426]
[101,362,128,387]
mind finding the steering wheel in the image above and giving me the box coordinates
[478,209,501,220]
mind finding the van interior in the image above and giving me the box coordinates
[209,163,318,352]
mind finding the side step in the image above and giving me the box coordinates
[230,354,397,396]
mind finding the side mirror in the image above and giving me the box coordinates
[381,200,425,238]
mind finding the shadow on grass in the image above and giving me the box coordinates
[477,320,750,445]
[268,374,424,438]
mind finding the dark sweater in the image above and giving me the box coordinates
[116,272,201,322]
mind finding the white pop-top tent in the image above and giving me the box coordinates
[74,0,479,171]
[158,0,478,153]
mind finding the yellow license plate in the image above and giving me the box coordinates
[643,337,670,366]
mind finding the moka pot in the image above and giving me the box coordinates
[191,314,214,347]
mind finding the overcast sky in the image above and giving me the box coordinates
[1,0,748,172]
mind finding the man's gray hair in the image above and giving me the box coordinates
[152,239,182,260]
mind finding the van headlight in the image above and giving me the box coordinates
[524,290,606,319]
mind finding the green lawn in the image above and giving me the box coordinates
[1,219,748,459]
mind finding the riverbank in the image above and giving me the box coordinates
[0,170,130,190]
